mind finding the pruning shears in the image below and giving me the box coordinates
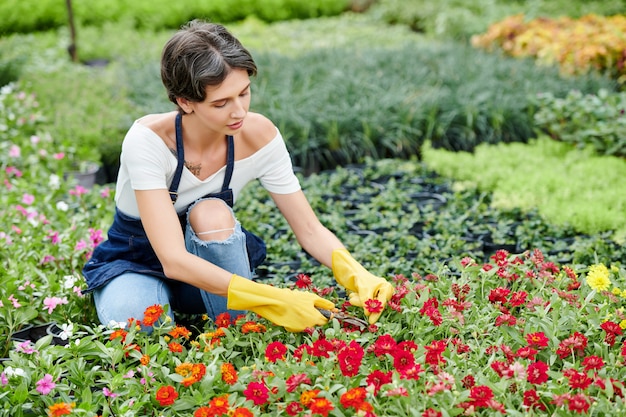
[316,307,369,331]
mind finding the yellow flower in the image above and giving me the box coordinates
[613,287,621,296]
[620,320,626,330]
[586,264,611,292]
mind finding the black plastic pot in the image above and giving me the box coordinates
[11,322,67,346]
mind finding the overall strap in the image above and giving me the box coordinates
[222,135,234,191]
[169,112,185,204]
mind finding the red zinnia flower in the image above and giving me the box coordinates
[286,401,303,416]
[582,355,605,371]
[568,393,590,414]
[469,385,494,407]
[243,381,269,406]
[527,361,549,385]
[565,369,593,390]
[424,339,447,366]
[214,312,232,328]
[509,291,528,307]
[461,374,475,389]
[556,332,588,359]
[155,385,178,406]
[600,321,623,346]
[366,369,393,394]
[371,334,397,357]
[364,298,383,314]
[523,389,546,411]
[337,340,364,377]
[265,341,287,363]
[525,332,549,349]
[422,408,442,417]
[494,313,517,327]
[286,373,312,393]
[310,338,335,358]
[516,346,538,360]
[488,287,510,304]
[295,273,313,289]
[392,348,416,372]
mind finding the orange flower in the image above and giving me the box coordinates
[176,363,206,387]
[232,407,254,417]
[309,397,334,416]
[48,401,75,416]
[143,304,164,326]
[300,389,321,406]
[168,342,183,353]
[169,325,191,339]
[221,362,238,385]
[194,406,212,417]
[241,321,266,334]
[208,394,230,414]
[176,363,193,377]
[155,385,178,406]
[109,329,127,341]
[215,312,232,327]
[140,354,150,366]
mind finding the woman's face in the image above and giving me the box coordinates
[187,68,252,135]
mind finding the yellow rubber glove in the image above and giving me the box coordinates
[227,274,335,332]
[331,249,394,324]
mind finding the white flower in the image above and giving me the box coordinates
[56,200,68,211]
[107,320,127,329]
[62,274,77,289]
[4,367,26,378]
[49,174,61,189]
[59,322,74,340]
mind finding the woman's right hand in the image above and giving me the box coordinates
[227,274,335,332]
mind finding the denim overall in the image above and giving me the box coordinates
[83,113,266,326]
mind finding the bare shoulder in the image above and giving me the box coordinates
[240,112,278,152]
[136,112,178,147]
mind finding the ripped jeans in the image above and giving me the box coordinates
[93,198,254,331]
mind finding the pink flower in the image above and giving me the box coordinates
[8,294,21,308]
[74,240,88,251]
[36,374,56,395]
[9,145,21,158]
[103,387,119,398]
[43,296,68,313]
[285,373,311,393]
[21,194,35,205]
[385,387,408,397]
[53,152,65,160]
[70,185,88,196]
[16,341,37,354]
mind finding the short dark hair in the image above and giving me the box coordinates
[161,20,257,111]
